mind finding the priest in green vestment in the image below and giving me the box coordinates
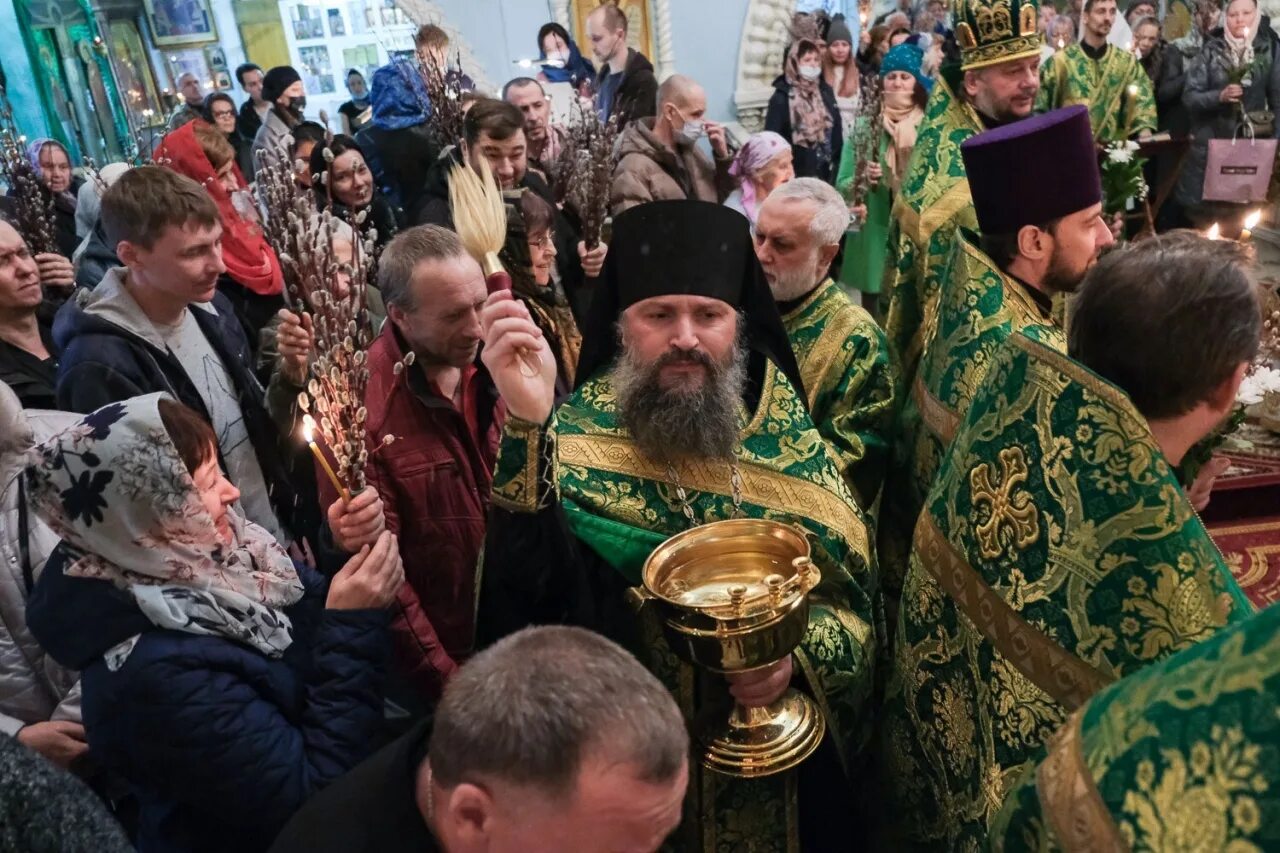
[476,201,880,852]
[754,178,897,514]
[882,0,1044,389]
[1037,0,1157,142]
[990,585,1280,852]
[879,106,1115,621]
[879,232,1259,850]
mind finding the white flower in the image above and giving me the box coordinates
[1238,365,1280,405]
[1108,146,1134,164]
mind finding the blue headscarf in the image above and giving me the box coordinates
[536,22,597,85]
[370,61,431,131]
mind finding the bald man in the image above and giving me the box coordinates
[610,74,733,215]
[168,72,205,131]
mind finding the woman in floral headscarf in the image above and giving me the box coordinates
[22,138,83,258]
[24,394,402,852]
[836,43,928,314]
[765,37,843,182]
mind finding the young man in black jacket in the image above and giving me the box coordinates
[53,166,310,543]
[586,4,658,127]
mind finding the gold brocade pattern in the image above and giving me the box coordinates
[878,332,1249,850]
[558,432,870,557]
[1035,709,1128,852]
[970,447,1040,560]
[490,415,546,512]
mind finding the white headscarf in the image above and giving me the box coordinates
[25,394,304,659]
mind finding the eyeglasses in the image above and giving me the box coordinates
[530,232,556,249]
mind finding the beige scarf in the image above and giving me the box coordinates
[881,93,925,191]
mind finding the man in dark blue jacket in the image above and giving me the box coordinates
[54,166,309,543]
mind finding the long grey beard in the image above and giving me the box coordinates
[614,341,748,463]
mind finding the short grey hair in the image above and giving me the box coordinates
[766,178,850,246]
[428,626,689,797]
[376,224,468,310]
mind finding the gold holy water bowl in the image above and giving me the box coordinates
[636,518,826,778]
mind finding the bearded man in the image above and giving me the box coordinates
[879,106,1114,620]
[879,231,1255,850]
[477,201,878,853]
[1038,0,1157,143]
[882,0,1042,397]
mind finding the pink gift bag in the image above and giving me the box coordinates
[1203,136,1278,203]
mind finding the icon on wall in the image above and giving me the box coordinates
[291,4,325,41]
[298,45,335,94]
[327,8,346,36]
[143,0,218,46]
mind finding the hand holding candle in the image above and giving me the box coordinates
[304,415,350,503]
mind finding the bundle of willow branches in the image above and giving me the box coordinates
[257,133,411,495]
[558,103,619,250]
[0,107,57,255]
[848,76,883,219]
[421,51,467,151]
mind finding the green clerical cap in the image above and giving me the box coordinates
[954,0,1043,70]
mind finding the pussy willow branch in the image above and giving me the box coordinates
[420,50,467,151]
[850,77,883,210]
[560,99,620,250]
[256,134,411,494]
[0,106,58,255]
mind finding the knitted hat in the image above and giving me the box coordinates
[262,66,302,103]
[955,0,1043,70]
[881,43,929,87]
[827,14,854,45]
[961,105,1101,235]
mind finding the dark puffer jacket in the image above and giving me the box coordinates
[26,545,389,853]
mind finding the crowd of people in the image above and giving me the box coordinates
[0,0,1276,851]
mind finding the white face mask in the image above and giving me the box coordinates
[798,65,823,81]
[678,121,705,144]
[545,49,570,67]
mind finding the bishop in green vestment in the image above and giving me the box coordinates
[1036,0,1157,142]
[990,589,1280,852]
[755,180,897,514]
[879,231,1261,850]
[881,106,1115,618]
[882,0,1044,388]
[478,202,880,852]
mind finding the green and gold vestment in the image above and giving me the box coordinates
[991,593,1280,852]
[882,73,983,388]
[879,232,1066,619]
[780,278,897,514]
[878,332,1251,851]
[1037,44,1157,142]
[486,362,880,853]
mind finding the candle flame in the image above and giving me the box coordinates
[1127,84,1139,96]
[302,414,316,442]
[1208,223,1221,240]
[1057,37,1065,48]
[1245,209,1262,229]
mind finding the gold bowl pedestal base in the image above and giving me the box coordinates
[700,688,826,778]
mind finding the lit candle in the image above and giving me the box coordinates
[1242,209,1262,241]
[303,416,350,502]
[1057,37,1065,49]
[1207,222,1222,240]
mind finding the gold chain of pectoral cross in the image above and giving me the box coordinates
[664,458,746,529]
